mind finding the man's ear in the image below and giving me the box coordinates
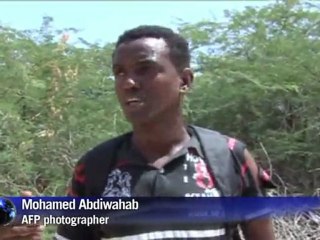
[179,68,194,93]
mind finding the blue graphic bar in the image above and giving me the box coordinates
[4,197,320,224]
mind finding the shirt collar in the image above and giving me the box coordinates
[119,128,205,165]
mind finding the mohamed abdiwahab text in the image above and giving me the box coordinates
[21,198,139,226]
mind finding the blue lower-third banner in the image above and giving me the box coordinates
[0,197,319,226]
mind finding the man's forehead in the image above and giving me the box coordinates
[113,37,169,62]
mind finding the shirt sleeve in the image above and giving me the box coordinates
[229,138,276,197]
[54,157,100,240]
[230,139,276,222]
[241,157,276,197]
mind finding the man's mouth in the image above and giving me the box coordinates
[126,99,143,106]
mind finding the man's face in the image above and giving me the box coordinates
[112,37,191,124]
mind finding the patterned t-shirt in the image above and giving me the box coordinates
[55,131,265,240]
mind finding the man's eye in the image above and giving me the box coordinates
[135,65,151,75]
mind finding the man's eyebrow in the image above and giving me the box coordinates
[112,57,158,69]
[136,58,157,64]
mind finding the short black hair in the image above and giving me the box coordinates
[114,25,191,71]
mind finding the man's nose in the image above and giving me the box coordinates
[123,75,140,89]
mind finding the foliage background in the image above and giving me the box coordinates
[0,0,319,239]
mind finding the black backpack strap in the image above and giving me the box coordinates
[189,125,242,239]
[83,133,131,196]
[189,125,242,196]
[190,125,276,239]
[190,125,276,196]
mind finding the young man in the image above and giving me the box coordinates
[1,25,275,240]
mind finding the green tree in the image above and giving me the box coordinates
[0,16,129,197]
[179,0,320,193]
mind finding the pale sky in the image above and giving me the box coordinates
[0,1,272,45]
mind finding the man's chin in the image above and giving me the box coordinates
[125,112,158,126]
[125,114,148,124]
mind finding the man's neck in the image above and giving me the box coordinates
[131,117,190,162]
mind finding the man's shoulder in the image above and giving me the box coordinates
[191,125,247,151]
[193,125,224,135]
[190,125,235,140]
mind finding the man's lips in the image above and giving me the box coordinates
[125,99,143,106]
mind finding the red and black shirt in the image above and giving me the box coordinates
[55,132,266,240]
